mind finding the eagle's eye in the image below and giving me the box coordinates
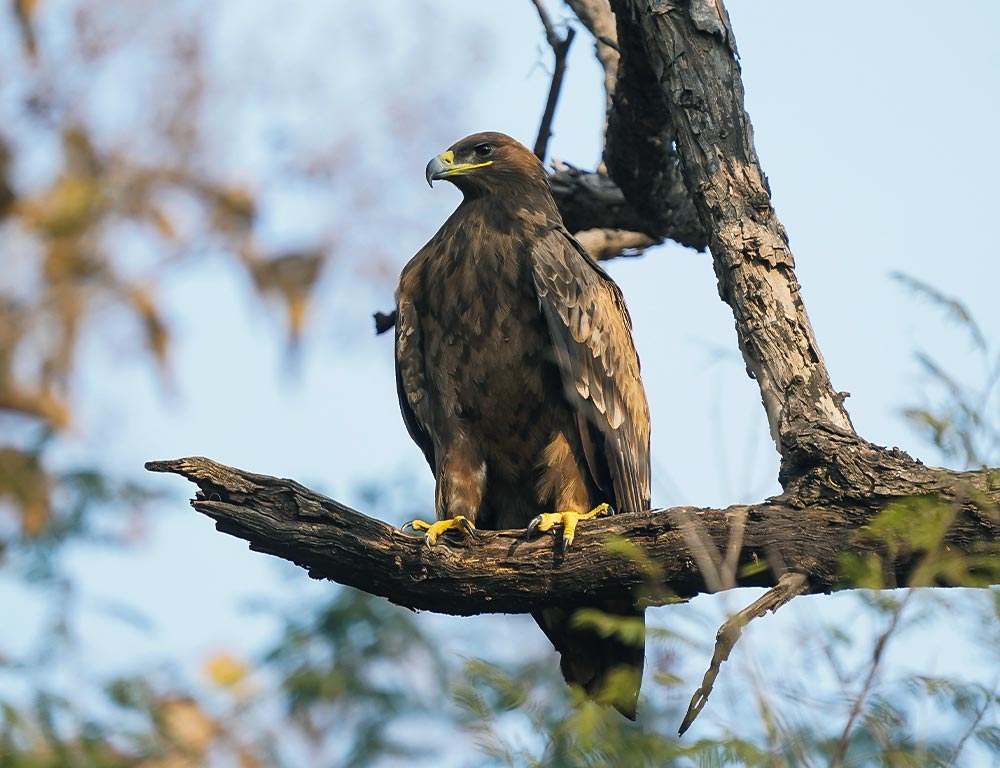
[473,143,494,158]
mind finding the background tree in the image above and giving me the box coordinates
[2,1,999,766]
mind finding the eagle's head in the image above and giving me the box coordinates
[425,132,548,198]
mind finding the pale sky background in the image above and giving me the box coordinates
[3,0,999,759]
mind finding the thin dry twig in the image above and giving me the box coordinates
[679,572,809,736]
[669,507,726,592]
[669,506,749,594]
[943,678,1000,768]
[531,0,576,162]
[721,507,748,588]
[829,590,914,767]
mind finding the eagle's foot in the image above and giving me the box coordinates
[401,515,478,547]
[525,502,613,552]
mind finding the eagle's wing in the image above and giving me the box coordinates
[531,225,651,514]
[395,293,436,472]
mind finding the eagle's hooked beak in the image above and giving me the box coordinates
[425,150,493,188]
[425,151,453,188]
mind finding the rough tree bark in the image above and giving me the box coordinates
[149,0,1000,712]
[145,455,999,616]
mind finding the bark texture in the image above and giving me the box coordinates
[608,0,855,461]
[146,456,1000,616]
[548,165,706,251]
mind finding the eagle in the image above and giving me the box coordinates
[394,132,651,718]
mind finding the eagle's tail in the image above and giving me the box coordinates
[533,600,646,720]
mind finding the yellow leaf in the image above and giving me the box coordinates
[204,651,248,688]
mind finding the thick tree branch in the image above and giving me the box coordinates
[607,0,855,468]
[548,0,709,250]
[601,5,701,260]
[548,164,707,250]
[563,0,620,145]
[146,457,1000,617]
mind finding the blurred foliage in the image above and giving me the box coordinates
[893,272,1000,468]
[840,494,1000,592]
[261,589,448,766]
[0,0,475,554]
[1,0,482,765]
[450,651,689,767]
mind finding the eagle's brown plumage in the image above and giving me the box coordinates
[395,132,650,718]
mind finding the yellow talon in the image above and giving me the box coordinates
[525,502,613,552]
[401,515,478,547]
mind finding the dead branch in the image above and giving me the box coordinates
[548,164,706,250]
[608,0,854,466]
[531,0,577,162]
[573,228,654,260]
[678,573,810,736]
[146,456,1000,617]
[563,0,619,146]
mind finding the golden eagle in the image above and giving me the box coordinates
[395,132,650,718]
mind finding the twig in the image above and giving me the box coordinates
[531,0,576,162]
[829,590,913,767]
[943,679,999,768]
[596,34,619,52]
[678,572,809,736]
[670,507,727,593]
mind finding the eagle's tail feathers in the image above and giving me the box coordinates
[533,601,645,720]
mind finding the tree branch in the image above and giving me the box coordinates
[548,164,707,250]
[573,228,654,261]
[146,456,1000,617]
[607,0,854,466]
[531,0,577,162]
[563,0,620,146]
[829,591,912,768]
[533,1,708,251]
[678,572,810,736]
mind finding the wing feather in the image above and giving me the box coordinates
[394,294,436,472]
[531,226,651,514]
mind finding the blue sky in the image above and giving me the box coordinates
[3,0,999,754]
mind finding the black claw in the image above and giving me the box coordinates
[560,536,573,554]
[423,534,434,548]
[458,518,479,538]
[525,516,542,539]
[401,521,415,533]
